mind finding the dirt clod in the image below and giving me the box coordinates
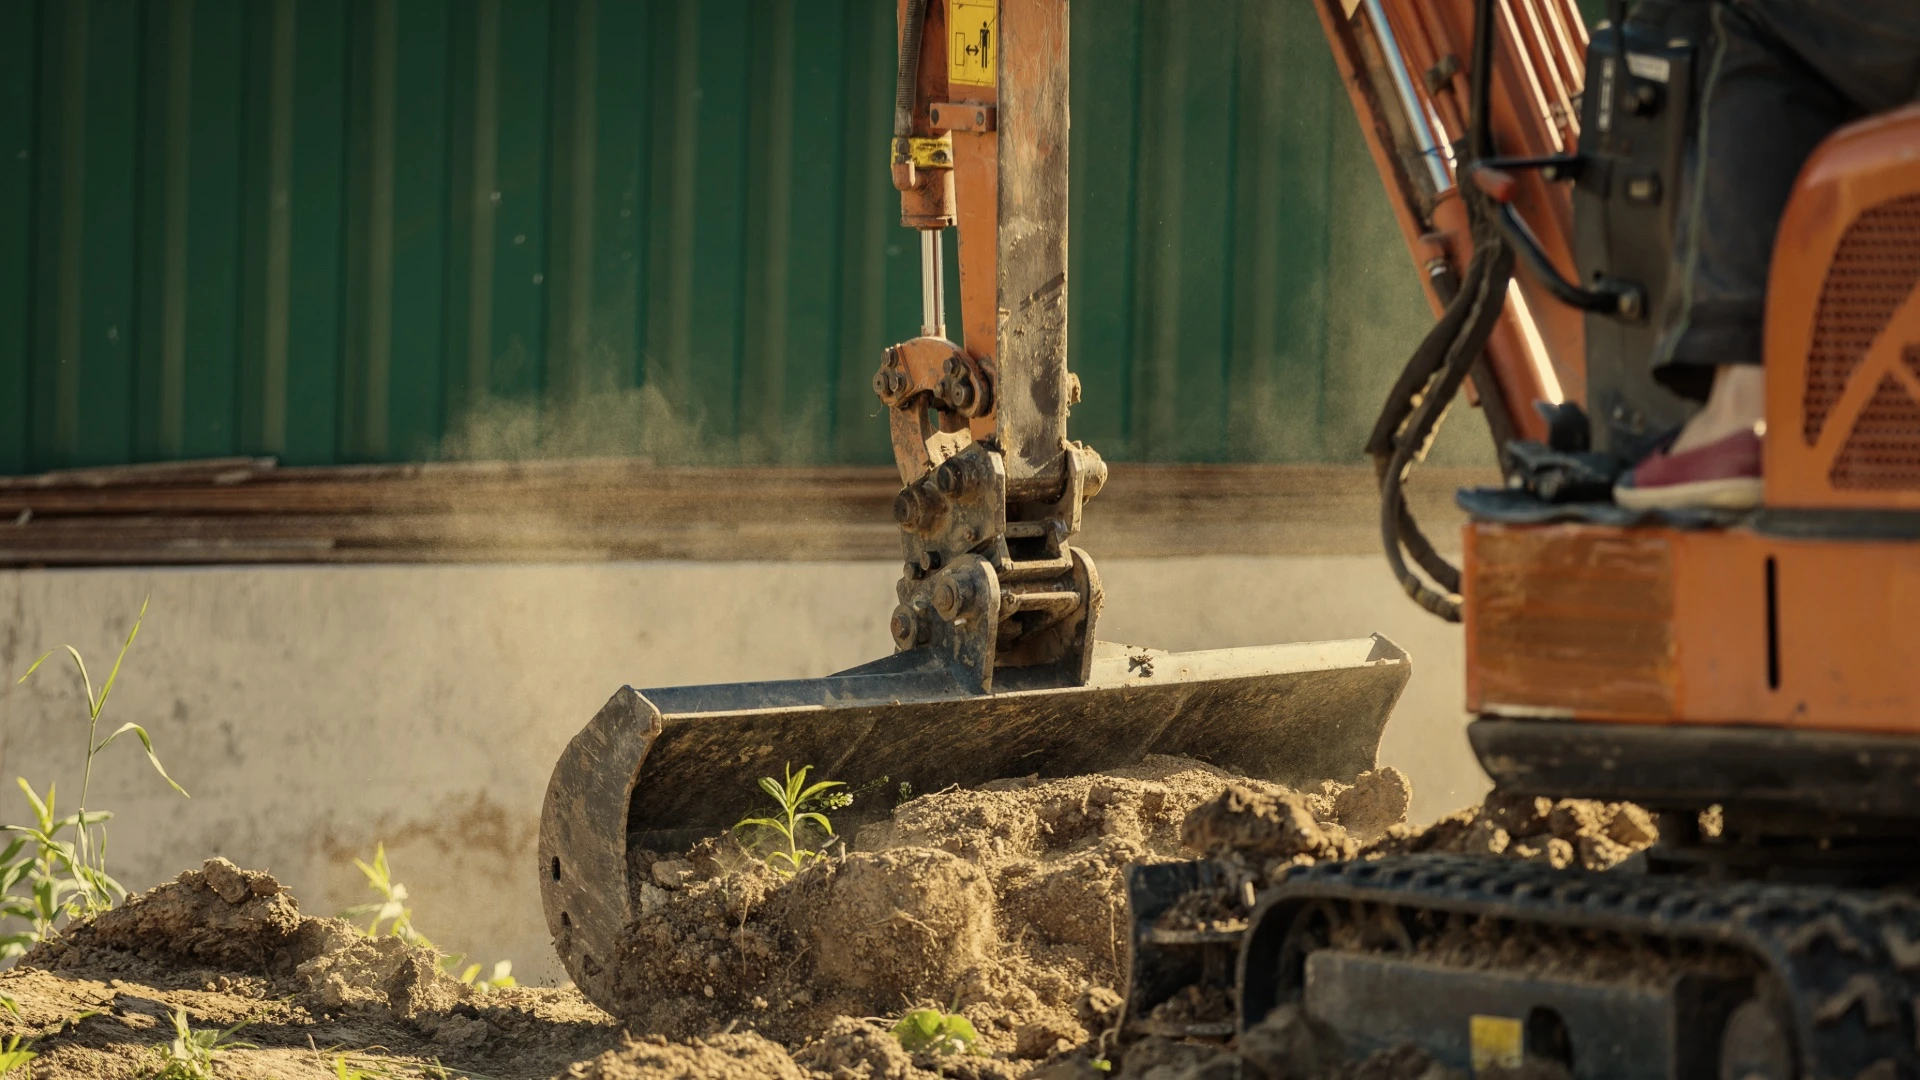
[1330,768,1411,844]
[1182,785,1351,862]
[791,848,997,997]
[568,1033,810,1080]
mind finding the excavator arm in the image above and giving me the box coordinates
[536,0,1418,1015]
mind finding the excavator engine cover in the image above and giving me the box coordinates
[539,635,1409,1009]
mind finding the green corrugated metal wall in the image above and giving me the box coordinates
[0,0,1502,475]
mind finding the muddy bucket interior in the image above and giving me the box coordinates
[538,634,1409,1005]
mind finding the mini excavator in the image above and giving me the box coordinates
[543,0,1920,1075]
[1120,2,1920,1078]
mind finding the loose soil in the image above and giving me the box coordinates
[0,759,1651,1079]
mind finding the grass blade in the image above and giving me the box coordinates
[98,723,188,798]
[15,650,55,685]
[13,779,47,823]
[61,646,95,718]
[94,595,149,718]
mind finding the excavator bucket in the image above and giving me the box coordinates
[538,634,1410,1008]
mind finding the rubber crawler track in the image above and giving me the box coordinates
[1242,854,1920,1080]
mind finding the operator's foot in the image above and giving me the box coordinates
[1668,364,1765,454]
[1613,425,1762,511]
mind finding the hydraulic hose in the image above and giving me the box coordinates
[1380,236,1513,621]
[1371,0,1512,621]
[894,0,928,141]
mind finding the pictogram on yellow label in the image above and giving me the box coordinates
[947,0,997,87]
[1469,1015,1524,1074]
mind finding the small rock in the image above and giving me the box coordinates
[1138,783,1171,819]
[1534,837,1576,869]
[1015,1017,1081,1060]
[635,881,670,914]
[1605,804,1658,848]
[650,859,694,890]
[1076,985,1123,1032]
[1546,801,1604,842]
[430,1014,490,1048]
[200,857,256,904]
[1577,833,1633,870]
[1463,818,1510,856]
[1331,767,1412,842]
[1237,1004,1345,1080]
[1479,793,1554,838]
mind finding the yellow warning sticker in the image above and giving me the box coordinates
[1469,1015,1524,1073]
[948,0,997,87]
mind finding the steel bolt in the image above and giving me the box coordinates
[935,459,967,496]
[894,485,936,531]
[932,577,973,620]
[890,604,921,649]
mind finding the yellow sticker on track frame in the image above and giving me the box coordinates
[948,0,997,87]
[1469,1014,1524,1073]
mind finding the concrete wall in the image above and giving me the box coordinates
[0,557,1485,986]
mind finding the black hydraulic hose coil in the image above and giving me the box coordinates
[894,0,928,140]
[1372,0,1511,622]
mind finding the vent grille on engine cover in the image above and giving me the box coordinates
[1831,356,1920,489]
[1803,192,1920,450]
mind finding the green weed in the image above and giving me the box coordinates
[891,1007,979,1056]
[339,844,516,991]
[340,843,429,946]
[150,1005,255,1079]
[733,764,847,877]
[0,1034,35,1076]
[1,597,188,957]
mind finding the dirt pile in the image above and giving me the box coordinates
[0,764,1652,1080]
[2,858,618,1079]
[1182,785,1654,876]
[602,756,1413,1061]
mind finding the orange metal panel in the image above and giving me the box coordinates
[1465,524,1677,720]
[1467,522,1920,735]
[1766,104,1920,510]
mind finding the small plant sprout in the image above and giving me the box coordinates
[891,1007,979,1056]
[0,1034,34,1076]
[1,597,188,953]
[452,958,517,990]
[331,1054,400,1080]
[151,1005,256,1080]
[733,764,847,876]
[340,843,430,946]
[340,843,517,991]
